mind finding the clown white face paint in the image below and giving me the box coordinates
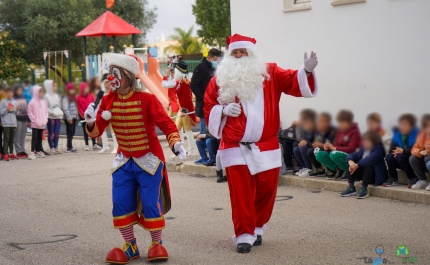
[108,67,122,91]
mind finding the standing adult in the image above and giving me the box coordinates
[190,48,221,133]
[204,34,319,253]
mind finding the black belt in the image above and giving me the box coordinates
[239,142,254,151]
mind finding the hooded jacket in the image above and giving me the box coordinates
[333,123,361,153]
[0,97,18,127]
[76,82,94,120]
[28,85,48,129]
[43,80,63,119]
[389,127,419,155]
[13,83,29,123]
[411,131,430,158]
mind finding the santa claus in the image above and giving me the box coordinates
[204,34,318,253]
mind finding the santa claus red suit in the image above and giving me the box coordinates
[204,34,319,253]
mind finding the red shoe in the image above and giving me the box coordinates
[147,242,168,262]
[105,240,140,264]
[3,154,9,161]
[9,154,19,160]
[17,153,27,159]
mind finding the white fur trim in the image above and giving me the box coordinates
[102,110,112,121]
[228,41,255,51]
[240,87,264,142]
[107,53,139,75]
[208,105,227,139]
[219,147,246,168]
[232,233,257,246]
[297,66,318,98]
[255,224,267,236]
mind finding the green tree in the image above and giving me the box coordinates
[166,26,203,55]
[0,31,29,80]
[0,0,157,66]
[192,0,231,49]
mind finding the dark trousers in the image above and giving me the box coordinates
[385,153,416,180]
[47,119,61,149]
[347,165,375,188]
[280,140,294,167]
[0,125,3,154]
[31,128,44,152]
[81,120,95,146]
[307,147,322,169]
[3,126,16,154]
[64,119,77,149]
[409,155,430,181]
[293,145,313,169]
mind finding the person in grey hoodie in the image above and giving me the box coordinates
[0,87,20,161]
[13,84,30,158]
[43,80,63,154]
[62,82,79,152]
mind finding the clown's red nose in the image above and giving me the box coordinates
[107,75,114,81]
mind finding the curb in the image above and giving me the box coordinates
[166,161,430,205]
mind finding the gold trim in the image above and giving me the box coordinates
[114,221,138,229]
[113,101,141,107]
[137,222,165,231]
[110,158,130,174]
[116,134,147,140]
[114,128,146,134]
[117,90,134,100]
[144,216,164,222]
[86,124,100,138]
[120,145,149,152]
[113,211,137,220]
[111,108,142,113]
[111,121,144,127]
[118,139,149,146]
[111,115,143,121]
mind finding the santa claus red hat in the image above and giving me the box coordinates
[107,53,139,76]
[226,34,257,51]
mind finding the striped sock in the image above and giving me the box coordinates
[119,226,136,242]
[150,230,162,242]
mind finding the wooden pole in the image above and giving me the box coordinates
[102,34,107,53]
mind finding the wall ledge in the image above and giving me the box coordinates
[332,0,366,6]
[283,4,312,13]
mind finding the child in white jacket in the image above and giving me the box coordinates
[43,80,63,154]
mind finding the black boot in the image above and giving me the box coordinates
[237,243,252,253]
[253,235,262,246]
[217,170,226,183]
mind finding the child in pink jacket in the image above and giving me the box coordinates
[28,85,48,158]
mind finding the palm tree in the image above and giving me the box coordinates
[166,26,203,55]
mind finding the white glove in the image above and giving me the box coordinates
[174,142,186,160]
[304,51,318,72]
[84,103,96,123]
[222,103,241,117]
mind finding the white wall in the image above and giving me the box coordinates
[230,0,430,131]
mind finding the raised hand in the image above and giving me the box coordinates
[304,51,318,72]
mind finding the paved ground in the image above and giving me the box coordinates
[1,140,430,265]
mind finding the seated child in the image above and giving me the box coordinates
[366,112,392,152]
[308,112,337,177]
[315,110,361,180]
[195,128,218,166]
[409,114,430,190]
[341,131,388,199]
[293,109,317,177]
[383,114,419,187]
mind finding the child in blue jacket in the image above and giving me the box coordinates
[341,131,388,199]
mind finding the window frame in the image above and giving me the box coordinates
[283,0,312,13]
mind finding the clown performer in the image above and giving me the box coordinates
[204,34,319,253]
[162,60,197,155]
[85,53,186,263]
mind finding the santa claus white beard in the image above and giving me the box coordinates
[216,51,268,104]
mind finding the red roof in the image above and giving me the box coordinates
[76,11,142,37]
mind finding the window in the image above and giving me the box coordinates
[331,0,366,6]
[283,0,311,13]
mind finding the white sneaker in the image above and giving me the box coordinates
[411,180,429,190]
[98,146,110,154]
[299,169,312,177]
[55,148,62,154]
[93,144,102,150]
[84,145,90,151]
[50,148,57,155]
[27,127,32,133]
[36,152,45,158]
[111,149,117,154]
[426,183,430,191]
[27,153,36,160]
[295,168,306,176]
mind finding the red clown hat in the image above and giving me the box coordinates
[226,34,257,51]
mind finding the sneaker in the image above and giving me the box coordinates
[84,145,90,151]
[293,167,303,175]
[284,167,294,173]
[340,186,357,197]
[295,168,306,176]
[194,158,207,164]
[339,172,348,181]
[357,188,369,199]
[383,178,399,187]
[36,152,46,158]
[16,153,27,159]
[308,169,326,177]
[66,148,78,153]
[42,151,51,157]
[411,180,429,190]
[111,149,117,154]
[326,169,336,180]
[9,154,19,160]
[334,170,345,181]
[105,239,140,264]
[98,146,110,154]
[3,154,9,161]
[299,169,312,177]
[54,148,62,154]
[93,144,103,150]
[50,148,57,155]
[27,153,36,160]
[426,183,430,191]
[408,178,418,189]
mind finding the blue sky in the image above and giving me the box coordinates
[146,0,198,44]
